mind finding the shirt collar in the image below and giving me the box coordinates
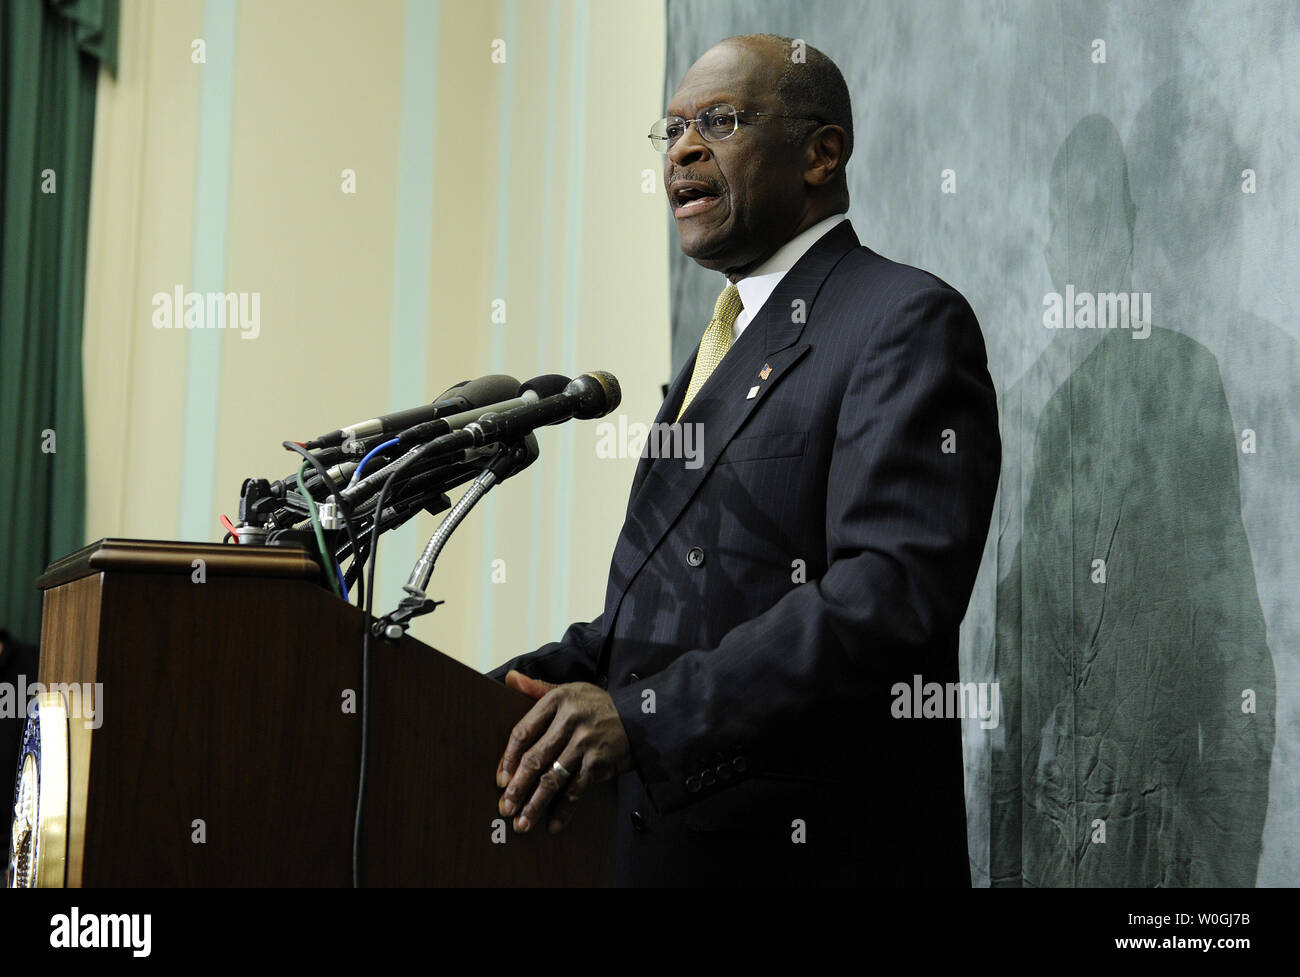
[729,213,848,323]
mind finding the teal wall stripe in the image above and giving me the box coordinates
[487,0,516,375]
[379,0,441,614]
[478,0,518,670]
[525,0,563,651]
[177,0,238,542]
[551,0,589,637]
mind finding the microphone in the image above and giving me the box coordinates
[341,374,582,508]
[299,431,391,471]
[346,370,616,516]
[443,371,620,451]
[349,441,518,520]
[393,374,571,445]
[297,376,560,498]
[335,433,541,558]
[304,375,517,450]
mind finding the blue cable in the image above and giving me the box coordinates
[336,437,399,597]
[350,438,400,485]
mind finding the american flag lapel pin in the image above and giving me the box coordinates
[759,363,772,380]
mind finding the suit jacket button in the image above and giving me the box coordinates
[686,775,702,793]
[732,756,747,773]
[628,672,640,683]
[716,763,733,781]
[686,546,705,567]
[701,768,716,787]
[630,810,646,832]
[596,673,607,688]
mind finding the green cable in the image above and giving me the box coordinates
[298,460,342,597]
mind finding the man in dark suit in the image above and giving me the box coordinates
[490,34,999,886]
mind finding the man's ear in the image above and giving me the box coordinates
[804,125,847,188]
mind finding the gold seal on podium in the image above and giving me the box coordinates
[8,693,68,888]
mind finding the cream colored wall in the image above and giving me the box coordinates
[83,0,669,669]
[84,0,203,549]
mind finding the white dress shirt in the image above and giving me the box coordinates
[729,213,848,341]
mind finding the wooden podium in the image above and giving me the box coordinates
[29,538,615,887]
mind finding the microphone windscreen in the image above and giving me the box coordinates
[518,374,571,400]
[456,374,519,408]
[433,379,470,400]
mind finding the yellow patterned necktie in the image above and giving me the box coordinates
[676,283,743,422]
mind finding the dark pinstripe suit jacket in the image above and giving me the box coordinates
[492,220,1000,886]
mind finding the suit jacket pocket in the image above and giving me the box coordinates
[716,431,807,465]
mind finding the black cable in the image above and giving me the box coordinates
[353,448,422,888]
[281,441,365,610]
[338,490,435,592]
[339,487,444,576]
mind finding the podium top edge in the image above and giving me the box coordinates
[36,538,321,591]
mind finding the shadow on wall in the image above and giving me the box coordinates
[990,105,1277,886]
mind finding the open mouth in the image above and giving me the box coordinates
[672,183,722,218]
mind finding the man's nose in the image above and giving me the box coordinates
[666,121,711,167]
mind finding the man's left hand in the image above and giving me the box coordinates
[496,670,633,833]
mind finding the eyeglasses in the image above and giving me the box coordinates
[648,103,822,153]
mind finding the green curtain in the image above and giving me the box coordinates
[0,0,117,644]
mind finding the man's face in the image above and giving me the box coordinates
[663,42,808,278]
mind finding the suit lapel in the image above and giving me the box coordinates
[604,220,861,625]
[626,350,696,506]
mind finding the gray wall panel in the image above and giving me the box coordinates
[664,0,1298,887]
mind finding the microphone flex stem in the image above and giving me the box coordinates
[403,469,499,597]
